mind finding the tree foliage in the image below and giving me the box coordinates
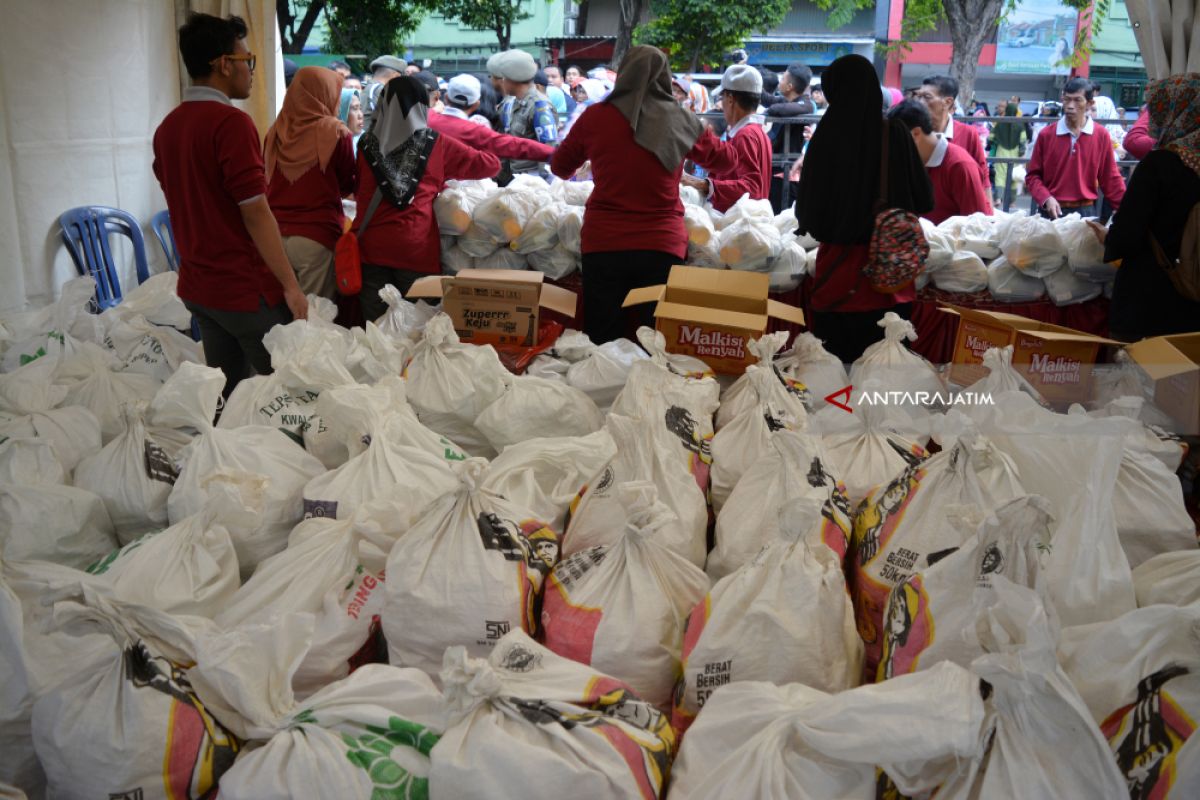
[323,0,427,61]
[277,0,327,54]
[416,0,539,51]
[635,0,793,71]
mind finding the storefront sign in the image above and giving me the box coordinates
[744,40,872,66]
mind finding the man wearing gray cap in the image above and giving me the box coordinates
[681,64,771,213]
[363,55,406,127]
[428,73,554,165]
[491,49,558,183]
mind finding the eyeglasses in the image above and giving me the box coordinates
[210,53,256,72]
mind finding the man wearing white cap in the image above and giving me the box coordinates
[681,64,772,213]
[428,74,554,166]
[491,49,558,183]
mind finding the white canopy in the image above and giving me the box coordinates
[1125,0,1200,79]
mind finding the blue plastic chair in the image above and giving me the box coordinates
[58,206,150,311]
[150,209,179,271]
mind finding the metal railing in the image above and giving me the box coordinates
[712,113,1143,215]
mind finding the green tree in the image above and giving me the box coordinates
[635,0,794,71]
[277,1,327,55]
[816,0,1110,109]
[324,0,427,63]
[417,0,540,52]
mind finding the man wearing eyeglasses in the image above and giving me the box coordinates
[153,13,308,398]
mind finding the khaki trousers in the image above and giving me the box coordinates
[283,235,336,299]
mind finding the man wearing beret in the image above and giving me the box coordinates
[491,49,558,183]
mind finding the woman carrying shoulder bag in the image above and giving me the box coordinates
[795,54,934,363]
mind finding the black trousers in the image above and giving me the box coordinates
[359,263,430,324]
[581,249,678,344]
[809,303,914,365]
[184,298,292,398]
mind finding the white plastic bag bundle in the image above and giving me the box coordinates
[775,332,850,411]
[215,506,403,697]
[565,418,708,567]
[673,498,861,734]
[768,239,807,292]
[102,271,193,330]
[318,379,468,466]
[986,254,1046,302]
[31,587,237,800]
[527,353,568,382]
[920,216,957,271]
[73,402,178,540]
[708,429,853,581]
[683,204,715,246]
[932,250,989,293]
[85,471,249,618]
[0,439,117,568]
[998,213,1066,276]
[0,356,102,471]
[719,218,781,272]
[473,183,546,243]
[851,431,1025,677]
[54,341,160,442]
[431,631,676,800]
[966,345,1047,403]
[457,221,500,258]
[435,179,496,235]
[0,276,96,372]
[713,194,775,231]
[875,496,1051,681]
[302,397,459,522]
[404,314,510,457]
[383,459,560,677]
[566,338,649,413]
[1055,213,1116,282]
[669,661,986,800]
[475,374,604,451]
[679,183,703,206]
[849,312,945,404]
[551,179,593,206]
[542,485,710,709]
[512,202,564,254]
[557,205,585,255]
[772,206,798,236]
[935,582,1129,799]
[345,321,411,383]
[375,284,438,342]
[474,246,527,271]
[952,212,1002,260]
[166,363,326,577]
[527,243,578,279]
[1132,550,1200,607]
[441,242,476,274]
[686,239,722,268]
[1042,262,1104,305]
[482,431,616,537]
[1058,604,1200,800]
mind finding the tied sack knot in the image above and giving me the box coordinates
[441,646,502,713]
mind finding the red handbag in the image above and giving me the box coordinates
[334,189,383,296]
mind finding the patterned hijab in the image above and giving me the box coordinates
[263,66,349,182]
[1146,73,1200,178]
[360,76,439,209]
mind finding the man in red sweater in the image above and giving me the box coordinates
[153,13,307,398]
[680,64,770,212]
[429,73,554,166]
[888,100,991,225]
[1025,77,1127,219]
[914,75,992,199]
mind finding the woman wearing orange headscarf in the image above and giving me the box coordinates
[264,66,357,299]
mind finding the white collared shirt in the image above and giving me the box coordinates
[182,86,232,106]
[1056,116,1094,154]
[926,133,949,168]
[441,106,469,120]
[942,116,955,140]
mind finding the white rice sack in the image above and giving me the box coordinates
[565,338,649,413]
[557,206,584,254]
[968,345,1047,403]
[1054,213,1116,282]
[684,204,716,246]
[1042,263,1103,306]
[719,218,781,272]
[101,271,192,331]
[512,202,564,254]
[987,254,1046,302]
[0,357,102,472]
[551,179,593,206]
[473,183,546,243]
[53,342,160,443]
[1132,550,1200,607]
[475,246,527,271]
[441,243,476,274]
[527,243,578,280]
[932,251,989,293]
[775,332,850,411]
[849,312,945,403]
[998,213,1066,276]
[458,221,501,258]
[527,354,569,382]
[375,285,438,342]
[475,374,604,451]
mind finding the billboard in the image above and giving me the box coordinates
[995,0,1079,75]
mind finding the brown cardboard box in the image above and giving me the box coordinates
[940,304,1118,405]
[1124,333,1200,435]
[408,269,577,347]
[623,266,805,375]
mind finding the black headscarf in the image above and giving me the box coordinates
[360,76,439,209]
[795,54,933,244]
[994,102,1023,151]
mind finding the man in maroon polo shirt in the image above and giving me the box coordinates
[1025,77,1127,220]
[153,13,307,398]
[888,100,991,225]
[914,75,992,199]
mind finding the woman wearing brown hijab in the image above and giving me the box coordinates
[264,65,358,299]
[551,46,741,343]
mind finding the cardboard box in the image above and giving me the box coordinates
[622,266,805,375]
[940,304,1118,405]
[1124,333,1200,435]
[408,269,576,347]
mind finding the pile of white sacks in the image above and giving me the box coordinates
[920,209,1117,305]
[436,177,816,293]
[2,278,1198,800]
